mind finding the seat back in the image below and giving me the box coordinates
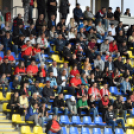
[6,92,12,101]
[0,92,4,101]
[60,115,69,123]
[109,86,117,94]
[94,116,102,123]
[93,128,101,134]
[64,95,72,100]
[126,129,134,134]
[71,116,81,123]
[115,128,124,134]
[104,128,113,134]
[12,114,21,122]
[81,127,90,134]
[21,126,31,134]
[33,126,43,134]
[62,127,68,134]
[2,103,8,111]
[83,116,91,124]
[69,127,78,134]
[126,118,134,126]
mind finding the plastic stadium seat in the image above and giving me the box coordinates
[109,86,121,95]
[33,126,44,134]
[81,127,90,134]
[0,51,4,58]
[94,116,106,126]
[0,92,5,101]
[5,92,12,101]
[126,118,134,127]
[39,83,45,88]
[93,128,101,134]
[115,128,124,134]
[69,127,79,134]
[51,54,64,63]
[12,114,25,124]
[60,115,72,125]
[11,52,18,60]
[104,128,113,134]
[126,129,134,134]
[9,82,14,90]
[128,51,134,58]
[64,95,72,100]
[21,126,33,134]
[83,116,95,125]
[62,127,68,134]
[2,103,11,112]
[123,97,126,102]
[71,116,83,125]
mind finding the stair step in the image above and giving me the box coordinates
[0,116,6,119]
[0,132,19,134]
[0,120,12,123]
[0,128,15,132]
[0,123,13,128]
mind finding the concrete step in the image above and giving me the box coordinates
[0,128,15,132]
[0,113,5,116]
[0,120,12,123]
[0,123,13,128]
[0,116,6,120]
[0,132,19,134]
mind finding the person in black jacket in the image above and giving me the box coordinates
[13,14,24,28]
[63,43,72,61]
[48,15,56,30]
[114,7,121,21]
[59,0,70,21]
[45,115,63,134]
[47,0,57,21]
[25,24,36,37]
[37,0,46,18]
[124,8,131,17]
[119,41,128,58]
[115,22,125,36]
[53,93,68,115]
[105,104,126,133]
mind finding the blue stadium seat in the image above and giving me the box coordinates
[60,115,72,125]
[64,95,72,100]
[0,51,4,58]
[123,97,126,102]
[81,127,90,134]
[93,128,101,134]
[62,127,68,134]
[9,82,14,90]
[109,86,121,95]
[104,128,113,134]
[69,127,79,134]
[94,116,106,126]
[115,128,124,134]
[83,116,95,125]
[71,116,83,125]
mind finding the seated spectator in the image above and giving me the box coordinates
[81,73,89,89]
[95,7,107,29]
[29,92,40,106]
[25,102,43,126]
[37,71,45,83]
[4,50,15,63]
[116,22,125,36]
[124,58,133,75]
[84,6,95,20]
[66,96,77,115]
[13,14,24,28]
[24,34,36,46]
[48,14,56,30]
[21,40,32,66]
[86,20,94,32]
[38,63,46,78]
[87,38,97,54]
[35,14,46,32]
[68,18,77,31]
[114,7,121,21]
[73,3,83,23]
[0,73,11,97]
[48,61,58,78]
[20,81,29,96]
[37,33,50,54]
[19,91,29,115]
[26,59,38,76]
[106,31,114,43]
[77,28,87,42]
[77,95,89,115]
[127,25,134,37]
[109,40,119,57]
[99,95,109,122]
[120,76,132,95]
[25,24,36,37]
[108,24,116,36]
[88,95,99,121]
[96,21,107,40]
[105,104,126,133]
[100,39,109,54]
[107,7,118,26]
[63,43,72,61]
[60,25,68,40]
[53,93,68,115]
[45,115,63,134]
[0,57,12,76]
[88,82,101,101]
[70,65,80,77]
[119,41,128,58]
[94,55,105,71]
[128,31,134,48]
[42,80,55,103]
[60,63,69,78]
[39,25,49,37]
[32,44,45,63]
[124,8,131,17]
[105,56,114,72]
[88,72,96,86]
[87,29,97,41]
[14,34,25,48]
[100,83,110,98]
[57,18,65,30]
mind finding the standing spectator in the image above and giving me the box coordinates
[47,0,57,21]
[73,3,83,23]
[13,14,24,28]
[28,0,34,24]
[59,0,70,21]
[114,7,121,22]
[37,0,46,18]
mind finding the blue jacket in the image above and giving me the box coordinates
[25,106,38,120]
[55,39,66,51]
[120,81,131,94]
[73,7,83,19]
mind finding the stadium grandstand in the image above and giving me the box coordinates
[0,0,134,134]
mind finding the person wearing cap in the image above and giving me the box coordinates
[66,96,77,115]
[84,6,95,21]
[53,93,68,115]
[45,115,63,134]
[120,76,132,95]
[73,3,83,23]
[25,102,43,126]
[77,95,89,115]
[105,104,126,133]
[24,34,36,46]
[99,95,110,122]
[42,80,55,103]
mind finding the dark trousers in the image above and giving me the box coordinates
[100,108,108,122]
[37,7,45,18]
[78,108,89,115]
[23,55,31,67]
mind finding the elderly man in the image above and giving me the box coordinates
[84,6,95,20]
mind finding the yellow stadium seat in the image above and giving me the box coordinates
[39,83,45,88]
[128,51,134,58]
[33,126,44,134]
[0,92,5,101]
[63,90,68,93]
[12,114,25,124]
[126,129,134,134]
[51,54,64,63]
[2,103,10,112]
[52,45,56,51]
[21,126,33,134]
[26,121,34,124]
[5,92,12,101]
[130,47,134,50]
[126,118,134,127]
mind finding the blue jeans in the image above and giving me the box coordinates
[124,110,133,121]
[48,129,63,134]
[12,45,18,55]
[107,119,125,132]
[96,32,107,40]
[1,84,11,95]
[90,108,99,120]
[53,107,68,115]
